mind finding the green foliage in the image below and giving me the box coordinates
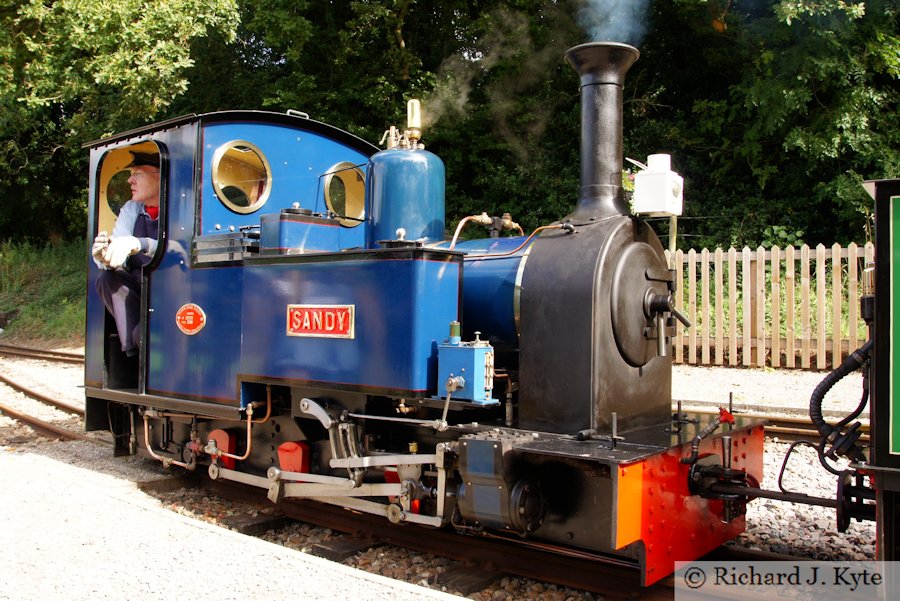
[632,0,899,248]
[0,0,239,241]
[1,0,898,251]
[168,0,584,230]
[761,225,805,249]
[0,240,85,343]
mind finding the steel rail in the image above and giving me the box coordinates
[690,407,869,442]
[0,371,84,417]
[202,479,672,598]
[0,401,90,441]
[0,343,84,364]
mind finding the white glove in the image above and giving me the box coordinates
[103,236,142,269]
[92,231,110,264]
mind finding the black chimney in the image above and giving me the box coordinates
[564,42,639,221]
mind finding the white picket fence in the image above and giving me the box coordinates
[667,243,874,370]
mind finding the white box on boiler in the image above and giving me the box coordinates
[632,154,683,216]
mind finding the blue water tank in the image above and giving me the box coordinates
[366,147,445,247]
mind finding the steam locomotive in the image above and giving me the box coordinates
[84,41,892,587]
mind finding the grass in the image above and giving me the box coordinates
[0,239,86,347]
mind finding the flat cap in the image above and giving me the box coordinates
[126,151,160,168]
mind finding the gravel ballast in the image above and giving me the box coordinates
[0,443,462,601]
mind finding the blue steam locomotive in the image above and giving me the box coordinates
[84,43,765,586]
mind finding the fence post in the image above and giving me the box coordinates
[728,247,738,366]
[701,248,710,364]
[832,243,842,366]
[715,247,724,365]
[816,244,827,369]
[801,244,811,368]
[756,246,766,367]
[848,242,859,352]
[688,249,697,364]
[742,247,752,367]
[785,245,795,368]
[771,246,781,368]
[675,249,684,364]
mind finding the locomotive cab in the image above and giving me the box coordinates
[84,111,382,429]
[91,141,165,390]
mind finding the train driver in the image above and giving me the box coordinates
[91,151,160,357]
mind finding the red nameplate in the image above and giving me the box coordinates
[175,303,206,335]
[286,304,355,339]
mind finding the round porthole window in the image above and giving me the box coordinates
[106,170,132,216]
[323,162,365,227]
[211,140,271,214]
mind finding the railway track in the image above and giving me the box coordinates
[0,371,84,417]
[157,475,812,600]
[0,348,870,598]
[0,343,84,364]
[689,405,869,442]
[0,344,88,441]
[197,477,673,599]
[0,400,89,441]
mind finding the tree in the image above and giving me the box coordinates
[626,0,899,248]
[0,0,239,241]
[3,0,897,248]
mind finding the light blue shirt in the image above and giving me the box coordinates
[94,201,159,269]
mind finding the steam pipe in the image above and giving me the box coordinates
[564,42,639,221]
[469,224,573,259]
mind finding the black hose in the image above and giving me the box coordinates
[680,414,727,465]
[809,339,872,439]
[817,436,845,477]
[834,370,870,431]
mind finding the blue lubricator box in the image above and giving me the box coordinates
[260,211,340,254]
[437,338,498,405]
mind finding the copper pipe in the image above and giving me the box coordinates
[143,414,195,470]
[149,410,241,422]
[448,214,488,249]
[145,386,271,424]
[209,405,254,461]
[466,224,569,259]
[251,386,272,424]
[448,214,528,249]
[143,389,268,467]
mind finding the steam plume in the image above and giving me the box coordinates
[577,0,650,46]
[423,6,577,162]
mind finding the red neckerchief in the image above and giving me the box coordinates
[145,205,160,220]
